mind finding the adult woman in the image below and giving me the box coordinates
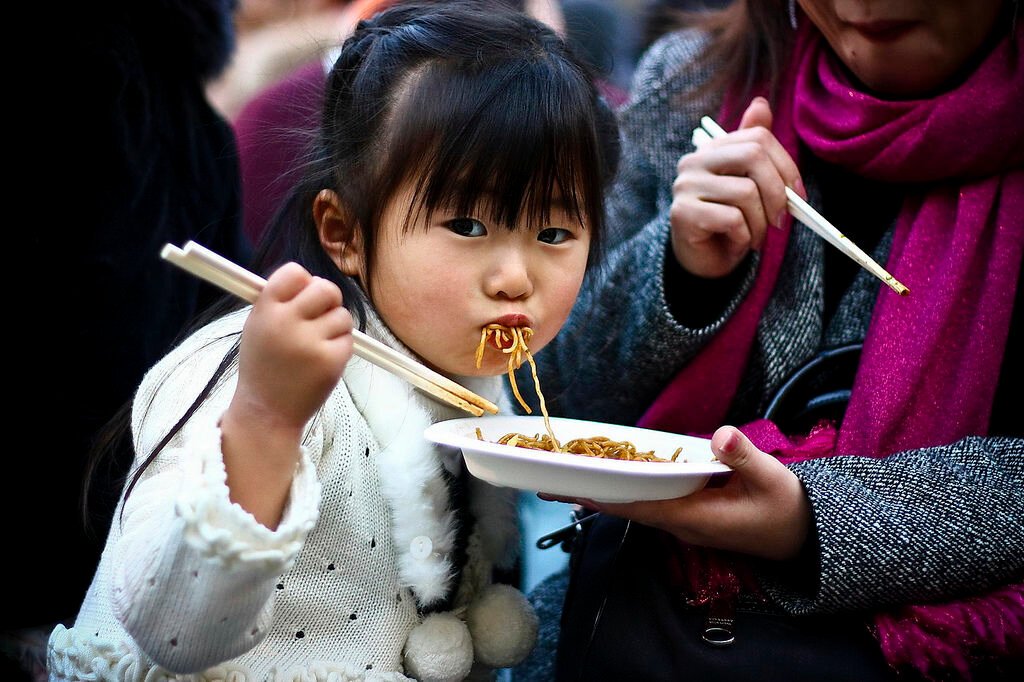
[521,1,1023,680]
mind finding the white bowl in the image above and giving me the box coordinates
[424,415,731,503]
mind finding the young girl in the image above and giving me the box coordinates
[48,3,617,680]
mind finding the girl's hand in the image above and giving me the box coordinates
[543,426,812,561]
[221,263,353,528]
[231,262,353,433]
[669,97,804,279]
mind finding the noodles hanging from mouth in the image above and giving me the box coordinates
[475,324,682,463]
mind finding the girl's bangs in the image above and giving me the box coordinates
[377,56,602,231]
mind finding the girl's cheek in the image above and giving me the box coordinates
[546,275,586,332]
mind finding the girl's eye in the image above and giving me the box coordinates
[538,227,572,244]
[445,218,488,237]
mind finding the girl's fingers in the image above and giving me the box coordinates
[263,262,312,302]
[320,306,354,340]
[292,276,344,319]
[321,333,354,366]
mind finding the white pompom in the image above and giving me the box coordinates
[403,612,474,682]
[466,584,538,668]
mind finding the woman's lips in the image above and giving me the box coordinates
[847,20,917,42]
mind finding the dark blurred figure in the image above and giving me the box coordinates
[3,1,248,678]
[560,0,636,106]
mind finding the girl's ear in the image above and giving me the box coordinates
[314,189,364,278]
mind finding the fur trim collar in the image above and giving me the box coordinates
[343,314,517,608]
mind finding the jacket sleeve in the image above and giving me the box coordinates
[759,436,1024,613]
[111,312,323,673]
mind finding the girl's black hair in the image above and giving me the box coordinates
[255,0,618,325]
[110,0,620,510]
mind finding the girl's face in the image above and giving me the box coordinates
[798,0,1006,97]
[358,182,591,377]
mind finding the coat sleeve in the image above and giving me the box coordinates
[759,436,1024,613]
[111,312,323,673]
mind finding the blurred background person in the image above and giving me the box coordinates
[3,1,248,679]
[638,0,734,51]
[233,0,568,247]
[206,0,356,120]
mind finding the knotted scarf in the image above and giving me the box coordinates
[638,18,1024,680]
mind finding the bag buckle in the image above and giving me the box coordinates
[701,599,736,647]
[536,509,600,551]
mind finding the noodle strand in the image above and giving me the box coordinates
[475,324,682,463]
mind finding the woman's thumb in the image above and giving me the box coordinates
[739,96,773,131]
[711,425,766,474]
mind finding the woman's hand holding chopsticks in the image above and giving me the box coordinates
[221,262,353,529]
[688,100,909,295]
[671,97,804,279]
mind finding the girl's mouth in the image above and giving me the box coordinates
[494,313,530,328]
[482,316,534,354]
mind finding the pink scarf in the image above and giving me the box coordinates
[639,21,1024,680]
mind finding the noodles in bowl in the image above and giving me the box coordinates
[487,430,682,462]
[475,324,687,464]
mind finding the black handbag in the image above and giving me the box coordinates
[762,343,862,435]
[553,343,898,681]
[540,339,1023,681]
[554,516,893,682]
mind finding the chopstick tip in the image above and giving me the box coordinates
[889,280,910,296]
[160,243,184,260]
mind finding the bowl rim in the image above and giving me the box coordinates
[424,415,733,478]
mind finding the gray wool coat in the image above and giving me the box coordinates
[528,29,1024,617]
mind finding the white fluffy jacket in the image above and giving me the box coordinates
[48,308,523,681]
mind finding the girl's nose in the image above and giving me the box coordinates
[485,248,533,300]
